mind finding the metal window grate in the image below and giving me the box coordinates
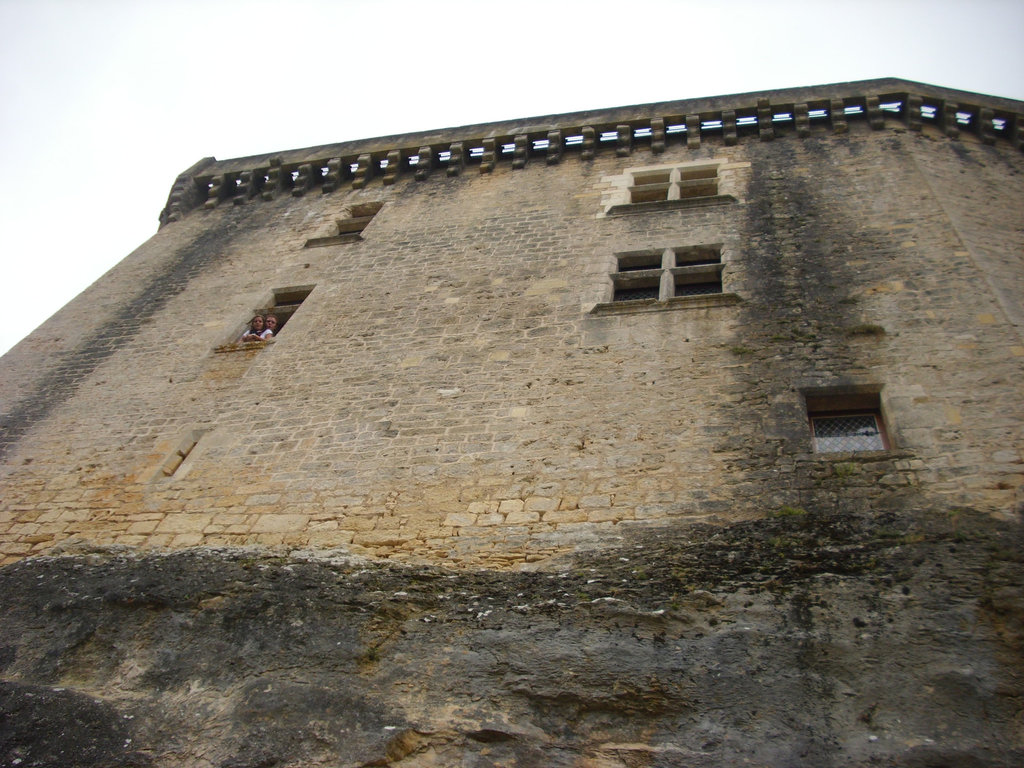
[812,414,884,452]
[614,285,660,302]
[675,281,721,297]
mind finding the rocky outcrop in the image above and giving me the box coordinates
[2,506,1022,767]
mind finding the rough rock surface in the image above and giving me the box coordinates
[2,507,1022,768]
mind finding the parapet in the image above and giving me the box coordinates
[159,78,1024,227]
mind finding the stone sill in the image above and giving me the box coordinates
[305,233,363,248]
[606,194,737,216]
[213,339,275,354]
[797,448,914,462]
[590,292,740,316]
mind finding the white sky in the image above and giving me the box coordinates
[1,0,1022,356]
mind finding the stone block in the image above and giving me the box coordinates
[250,514,309,533]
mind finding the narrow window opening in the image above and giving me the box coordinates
[666,123,686,134]
[617,252,663,272]
[806,390,889,453]
[613,281,661,302]
[265,285,314,334]
[159,429,207,479]
[305,202,382,247]
[629,170,672,203]
[674,245,722,266]
[673,278,722,296]
[607,245,726,305]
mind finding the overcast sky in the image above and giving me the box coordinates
[1,0,1022,356]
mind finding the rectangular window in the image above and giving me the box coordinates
[628,164,718,204]
[266,285,314,333]
[305,202,383,247]
[806,390,890,453]
[157,428,207,479]
[611,246,723,303]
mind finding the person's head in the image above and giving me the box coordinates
[250,315,265,331]
[264,314,278,332]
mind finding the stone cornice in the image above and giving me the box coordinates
[159,78,1024,227]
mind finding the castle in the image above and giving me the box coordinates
[2,78,1023,767]
[1,77,1022,567]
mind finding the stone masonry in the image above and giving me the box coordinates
[1,78,1022,568]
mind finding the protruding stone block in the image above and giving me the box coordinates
[480,138,497,173]
[415,146,433,180]
[291,163,314,197]
[322,157,343,193]
[581,126,596,159]
[866,96,883,129]
[722,110,737,145]
[232,170,256,205]
[830,99,848,133]
[943,101,960,139]
[794,103,810,138]
[261,158,283,200]
[650,117,665,153]
[352,154,374,189]
[446,142,464,177]
[686,114,700,149]
[546,130,562,165]
[616,124,631,156]
[979,108,996,145]
[758,99,774,141]
[382,150,402,185]
[512,135,528,169]
[907,94,923,131]
[203,174,227,209]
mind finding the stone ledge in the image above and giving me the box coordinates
[589,292,741,316]
[606,194,737,216]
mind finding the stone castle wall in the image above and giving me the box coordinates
[1,81,1023,567]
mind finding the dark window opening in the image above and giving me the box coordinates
[617,252,663,272]
[159,429,206,479]
[674,279,722,296]
[305,202,383,247]
[266,286,314,334]
[675,245,721,266]
[613,283,660,302]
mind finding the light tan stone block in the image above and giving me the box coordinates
[156,514,212,534]
[250,514,309,533]
[498,499,524,515]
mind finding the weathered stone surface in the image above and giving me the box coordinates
[0,78,1023,763]
[1,506,1021,767]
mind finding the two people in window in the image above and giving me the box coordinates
[240,314,278,342]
